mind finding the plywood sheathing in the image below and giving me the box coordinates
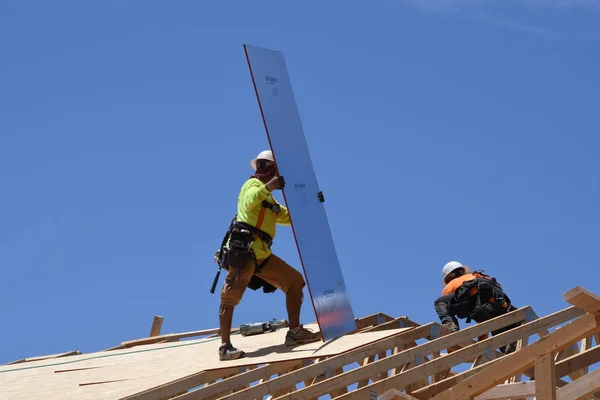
[0,322,410,400]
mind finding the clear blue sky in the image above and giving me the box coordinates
[1,0,599,364]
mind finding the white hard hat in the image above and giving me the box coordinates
[441,261,470,286]
[250,150,274,170]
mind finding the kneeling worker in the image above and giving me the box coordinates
[434,261,519,354]
[216,150,321,361]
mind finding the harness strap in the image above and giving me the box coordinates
[235,221,273,248]
[256,205,267,231]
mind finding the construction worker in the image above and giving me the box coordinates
[434,261,519,354]
[217,150,321,361]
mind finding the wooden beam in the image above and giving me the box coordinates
[4,350,82,365]
[355,313,396,330]
[290,306,580,400]
[414,338,600,399]
[149,315,163,337]
[362,317,419,333]
[555,343,586,381]
[556,366,600,400]
[474,381,536,400]
[171,360,306,400]
[430,313,600,400]
[107,327,242,350]
[535,352,557,400]
[380,389,420,400]
[555,344,600,378]
[564,286,600,316]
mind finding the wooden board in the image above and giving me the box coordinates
[0,323,411,400]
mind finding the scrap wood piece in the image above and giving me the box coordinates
[327,305,583,400]
[149,315,163,337]
[429,313,600,400]
[4,350,82,365]
[556,366,600,400]
[217,323,434,400]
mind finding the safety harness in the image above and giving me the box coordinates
[210,199,280,294]
[448,271,512,323]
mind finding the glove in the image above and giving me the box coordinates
[266,175,285,191]
[443,321,459,333]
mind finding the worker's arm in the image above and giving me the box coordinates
[239,180,271,212]
[276,203,291,226]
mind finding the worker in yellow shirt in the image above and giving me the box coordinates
[434,261,519,354]
[216,150,320,361]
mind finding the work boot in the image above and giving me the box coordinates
[284,325,321,346]
[443,321,459,333]
[218,342,245,361]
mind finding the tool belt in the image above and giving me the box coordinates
[213,216,277,293]
[448,272,511,323]
[235,220,274,249]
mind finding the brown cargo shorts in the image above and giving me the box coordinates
[220,253,305,307]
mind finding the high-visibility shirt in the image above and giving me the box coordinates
[442,273,477,296]
[236,177,290,259]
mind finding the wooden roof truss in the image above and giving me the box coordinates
[2,285,599,400]
[121,285,600,400]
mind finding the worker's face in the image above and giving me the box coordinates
[257,159,276,171]
[262,159,274,167]
[444,268,464,284]
[255,160,278,181]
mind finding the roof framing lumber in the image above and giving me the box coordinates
[3,286,600,400]
[556,366,600,400]
[474,381,537,400]
[564,286,600,316]
[428,286,600,400]
[414,335,600,399]
[309,306,583,400]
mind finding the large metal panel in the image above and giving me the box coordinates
[244,44,357,340]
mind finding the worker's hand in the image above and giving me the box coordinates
[266,175,285,191]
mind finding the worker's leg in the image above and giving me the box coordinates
[255,254,320,345]
[434,294,460,332]
[489,305,521,354]
[218,258,256,360]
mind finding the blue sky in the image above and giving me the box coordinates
[1,0,599,364]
